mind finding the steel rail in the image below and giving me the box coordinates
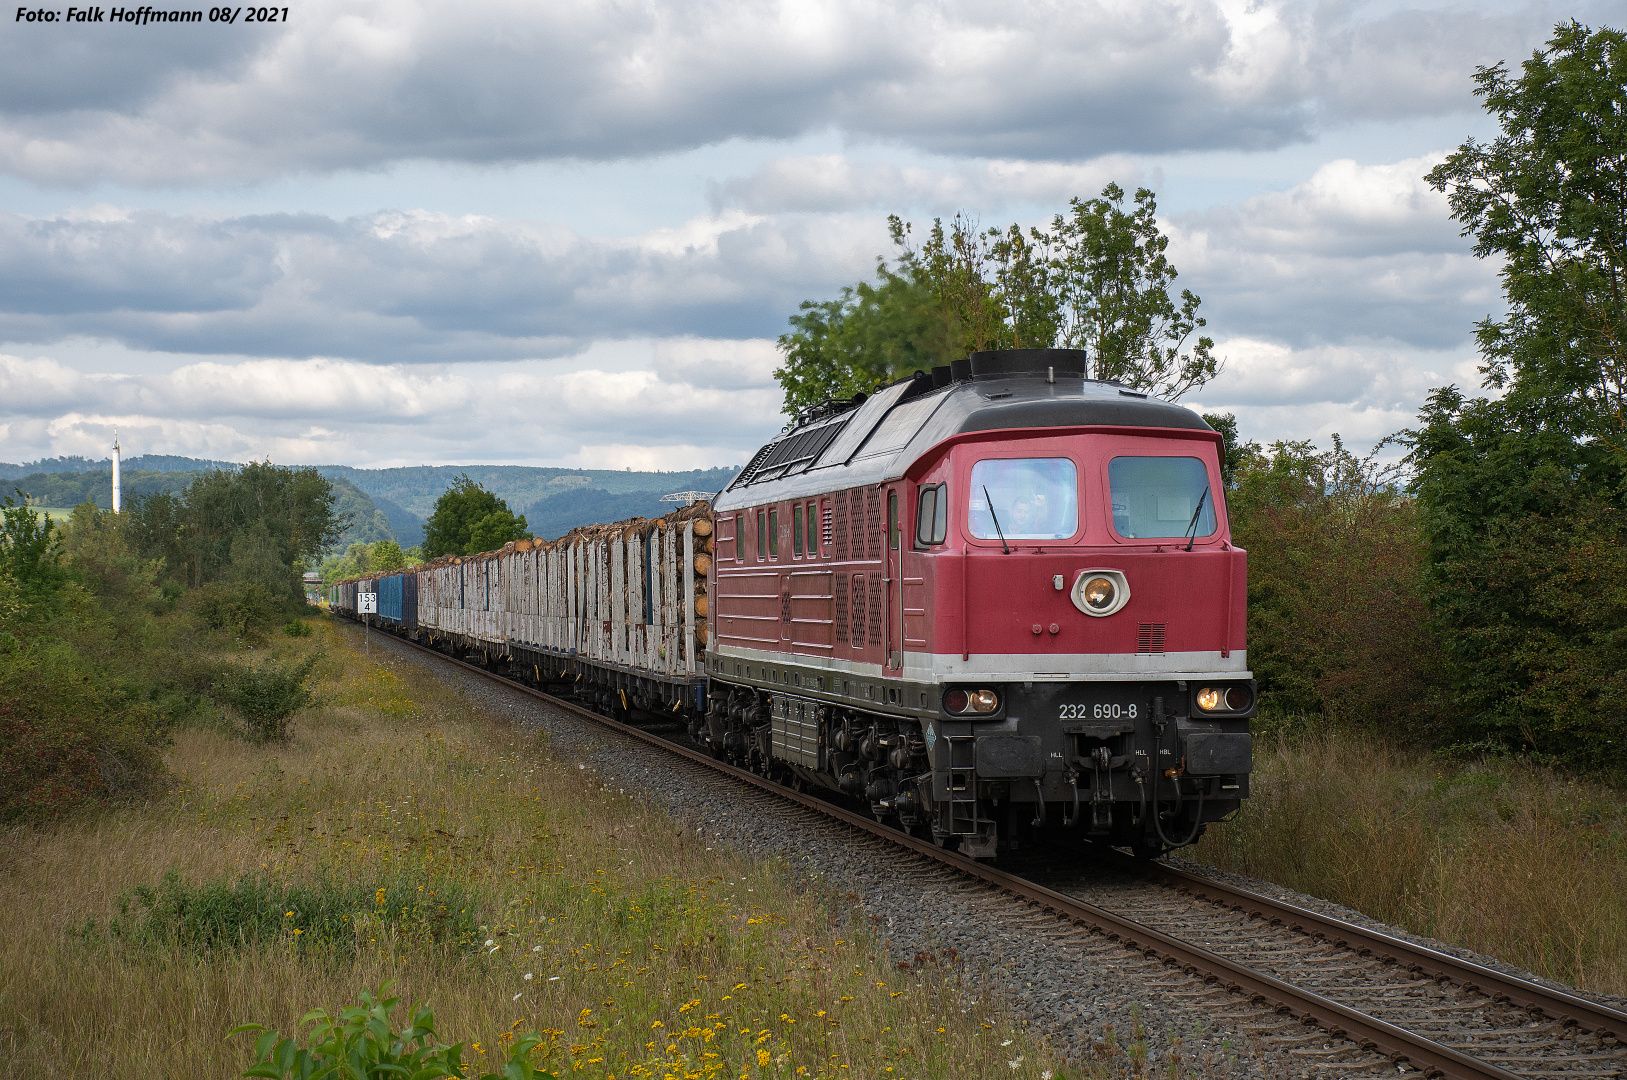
[1120,854,1627,1043]
[369,625,1534,1080]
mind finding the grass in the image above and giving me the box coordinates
[0,618,1077,1080]
[1188,715,1627,997]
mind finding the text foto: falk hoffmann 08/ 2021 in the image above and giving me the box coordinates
[16,6,287,22]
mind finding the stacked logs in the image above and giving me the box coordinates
[665,500,714,653]
[405,498,716,658]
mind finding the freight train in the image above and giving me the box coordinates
[329,349,1254,859]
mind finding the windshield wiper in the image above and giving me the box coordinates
[1183,486,1211,551]
[983,486,1010,554]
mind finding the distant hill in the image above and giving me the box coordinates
[313,464,739,521]
[0,454,238,479]
[4,455,740,547]
[369,493,424,548]
[526,488,705,540]
[6,463,403,553]
[5,468,207,509]
[329,477,397,549]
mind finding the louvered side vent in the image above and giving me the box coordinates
[739,416,851,485]
[1137,623,1167,654]
[832,491,849,559]
[821,506,834,551]
[864,489,881,560]
[848,489,863,558]
[834,581,848,644]
[731,440,777,488]
[867,574,883,648]
[849,575,866,647]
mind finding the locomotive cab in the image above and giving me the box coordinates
[709,348,1254,859]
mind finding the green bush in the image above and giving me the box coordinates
[1229,437,1446,730]
[112,870,478,953]
[192,581,288,635]
[231,982,554,1080]
[215,652,320,742]
[282,620,313,638]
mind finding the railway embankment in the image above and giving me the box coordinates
[1187,718,1627,999]
[0,617,1066,1080]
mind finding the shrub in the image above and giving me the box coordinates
[231,982,554,1080]
[281,619,312,638]
[192,580,287,635]
[1229,437,1447,731]
[215,652,320,742]
[111,870,478,953]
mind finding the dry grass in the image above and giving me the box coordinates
[0,619,1072,1080]
[1189,720,1627,996]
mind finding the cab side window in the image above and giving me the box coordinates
[916,484,948,546]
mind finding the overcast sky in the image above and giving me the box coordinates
[0,0,1602,470]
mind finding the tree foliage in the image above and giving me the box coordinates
[1,489,65,600]
[1410,21,1627,768]
[123,462,346,600]
[775,185,1217,413]
[421,476,529,559]
[1229,438,1442,729]
[1425,21,1627,443]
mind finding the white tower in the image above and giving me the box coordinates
[111,430,122,514]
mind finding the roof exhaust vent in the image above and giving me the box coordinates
[967,349,1088,380]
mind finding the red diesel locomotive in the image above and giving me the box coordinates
[702,348,1252,857]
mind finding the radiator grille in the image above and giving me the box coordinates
[832,491,849,559]
[849,575,866,647]
[867,573,883,648]
[864,489,881,560]
[1137,623,1167,654]
[834,581,848,644]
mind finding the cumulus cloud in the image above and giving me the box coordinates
[0,0,1558,186]
[0,207,886,360]
[710,155,1148,214]
[0,348,785,468]
[1184,335,1484,453]
[0,152,1493,365]
[1172,155,1499,348]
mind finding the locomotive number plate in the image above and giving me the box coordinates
[1057,700,1139,721]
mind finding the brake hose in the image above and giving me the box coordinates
[1152,777,1207,848]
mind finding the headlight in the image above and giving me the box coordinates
[1070,569,1130,617]
[1195,686,1248,712]
[943,688,1000,715]
[1081,576,1116,611]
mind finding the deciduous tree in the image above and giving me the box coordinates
[1411,21,1627,767]
[422,476,529,558]
[775,186,1217,413]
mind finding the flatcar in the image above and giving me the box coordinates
[329,348,1253,858]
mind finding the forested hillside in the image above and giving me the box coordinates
[315,463,738,520]
[0,454,237,479]
[5,457,740,551]
[5,468,207,510]
[524,487,702,539]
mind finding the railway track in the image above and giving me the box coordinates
[367,624,1627,1080]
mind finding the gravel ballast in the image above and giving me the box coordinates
[355,624,1520,1079]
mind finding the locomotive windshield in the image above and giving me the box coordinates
[1109,456,1216,539]
[968,458,1078,540]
